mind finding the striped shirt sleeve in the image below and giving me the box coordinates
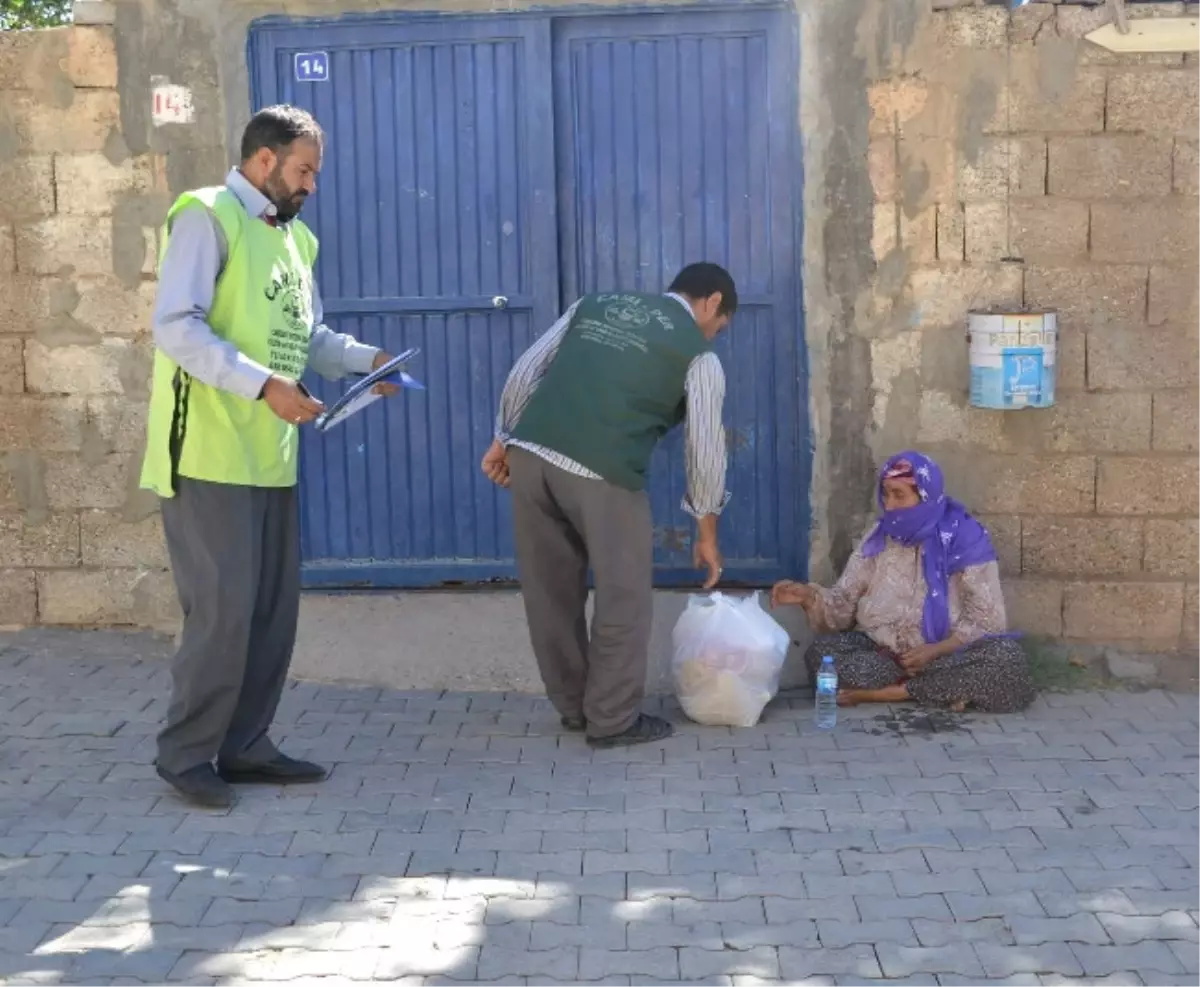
[495,301,580,441]
[682,351,730,518]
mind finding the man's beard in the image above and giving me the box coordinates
[265,166,308,222]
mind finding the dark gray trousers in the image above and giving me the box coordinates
[156,477,300,774]
[508,447,654,739]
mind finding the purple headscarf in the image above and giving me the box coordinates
[862,451,998,645]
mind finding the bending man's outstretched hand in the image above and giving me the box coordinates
[694,536,723,590]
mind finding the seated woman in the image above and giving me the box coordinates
[772,451,1035,712]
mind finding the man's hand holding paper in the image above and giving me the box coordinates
[313,347,424,433]
[262,375,326,425]
[371,351,402,396]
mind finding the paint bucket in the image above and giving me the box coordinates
[967,310,1058,410]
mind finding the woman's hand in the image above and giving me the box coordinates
[898,643,942,676]
[770,580,815,609]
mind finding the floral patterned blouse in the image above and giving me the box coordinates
[809,535,1007,655]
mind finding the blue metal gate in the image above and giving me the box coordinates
[553,10,803,584]
[247,5,807,589]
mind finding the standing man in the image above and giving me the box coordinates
[480,264,736,748]
[141,105,397,807]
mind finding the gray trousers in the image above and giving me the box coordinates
[508,447,653,739]
[156,477,300,774]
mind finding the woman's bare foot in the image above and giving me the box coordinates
[949,699,968,713]
[836,684,911,707]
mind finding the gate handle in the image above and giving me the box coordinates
[492,295,509,309]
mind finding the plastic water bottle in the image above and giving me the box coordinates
[815,655,838,730]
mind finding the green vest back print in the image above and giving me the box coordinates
[511,293,711,491]
[140,186,319,497]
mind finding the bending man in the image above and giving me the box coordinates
[481,264,736,748]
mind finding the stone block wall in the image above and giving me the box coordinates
[0,0,1196,655]
[0,25,178,629]
[863,1,1198,650]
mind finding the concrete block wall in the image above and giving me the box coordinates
[0,25,178,629]
[860,0,1198,652]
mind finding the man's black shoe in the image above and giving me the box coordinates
[156,763,235,809]
[560,715,586,732]
[216,754,327,785]
[587,713,675,749]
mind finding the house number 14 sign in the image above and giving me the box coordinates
[294,52,330,83]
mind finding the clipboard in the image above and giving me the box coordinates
[313,347,425,433]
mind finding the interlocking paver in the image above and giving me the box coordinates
[922,847,1012,872]
[1038,974,1144,986]
[371,943,479,979]
[979,867,1076,895]
[877,943,985,979]
[778,944,881,979]
[858,893,953,922]
[803,871,894,898]
[1125,888,1200,914]
[630,829,707,853]
[953,825,1041,850]
[710,829,794,853]
[815,918,916,948]
[945,978,1042,987]
[1038,888,1137,918]
[541,829,624,852]
[722,919,818,948]
[765,896,858,924]
[874,828,960,851]
[627,871,716,901]
[199,897,303,927]
[755,849,842,875]
[681,945,781,979]
[839,848,928,874]
[579,946,678,979]
[893,868,985,896]
[1017,850,1107,877]
[1,639,1198,986]
[840,977,937,986]
[1167,939,1199,974]
[674,897,766,925]
[1009,912,1112,946]
[912,916,1013,947]
[1098,910,1199,945]
[1072,941,1188,977]
[675,850,754,876]
[1154,866,1196,892]
[1067,866,1166,892]
[975,943,1084,978]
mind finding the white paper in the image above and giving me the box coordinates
[314,388,383,432]
[313,348,423,434]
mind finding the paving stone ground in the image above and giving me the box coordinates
[0,631,1197,986]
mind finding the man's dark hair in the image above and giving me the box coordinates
[668,263,738,316]
[240,105,324,162]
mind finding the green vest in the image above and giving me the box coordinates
[511,293,711,491]
[140,186,319,497]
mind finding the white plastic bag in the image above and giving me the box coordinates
[671,591,791,728]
